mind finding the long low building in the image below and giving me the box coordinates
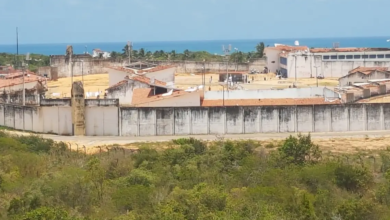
[265,44,390,78]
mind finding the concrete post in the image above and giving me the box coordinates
[71,81,86,136]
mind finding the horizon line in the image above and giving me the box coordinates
[0,36,389,46]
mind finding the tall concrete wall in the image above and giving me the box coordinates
[50,55,267,78]
[50,55,123,78]
[120,104,390,136]
[138,59,267,73]
[0,104,72,135]
[1,102,390,137]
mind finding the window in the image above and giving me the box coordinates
[369,54,376,59]
[331,55,337,59]
[338,55,345,59]
[386,74,390,78]
[346,55,353,59]
[354,55,361,59]
[362,55,369,59]
[386,54,390,58]
[377,54,384,58]
[280,57,287,65]
[271,61,275,63]
[323,55,330,60]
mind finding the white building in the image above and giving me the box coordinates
[92,49,111,59]
[264,44,309,74]
[265,45,390,79]
[106,63,176,87]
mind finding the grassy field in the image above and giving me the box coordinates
[46,72,339,98]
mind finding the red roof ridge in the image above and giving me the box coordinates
[107,66,135,74]
[132,90,194,106]
[138,65,176,74]
[106,75,167,91]
[201,97,341,107]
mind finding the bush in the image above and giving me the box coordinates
[172,138,206,155]
[278,133,321,166]
[334,164,373,193]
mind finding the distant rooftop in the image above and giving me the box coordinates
[132,88,194,106]
[201,97,341,107]
[106,75,167,91]
[310,47,390,53]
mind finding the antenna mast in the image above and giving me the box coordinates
[222,44,231,90]
[16,27,19,69]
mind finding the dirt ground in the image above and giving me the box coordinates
[46,74,109,98]
[358,94,390,103]
[46,72,339,97]
[4,129,390,155]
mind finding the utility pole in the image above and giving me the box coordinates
[128,41,132,65]
[294,54,297,84]
[314,66,319,87]
[202,59,205,88]
[222,44,231,90]
[81,60,84,84]
[234,48,238,71]
[24,53,31,106]
[16,27,19,69]
[22,62,25,106]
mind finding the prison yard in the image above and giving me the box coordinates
[45,71,340,98]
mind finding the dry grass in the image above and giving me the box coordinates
[45,72,339,97]
[175,72,339,91]
[46,74,109,98]
[81,136,390,155]
[359,94,390,103]
[258,136,390,154]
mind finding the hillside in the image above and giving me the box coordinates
[1,131,390,219]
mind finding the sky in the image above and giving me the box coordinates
[0,0,389,44]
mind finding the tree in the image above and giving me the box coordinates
[110,51,119,60]
[170,50,176,59]
[139,48,145,58]
[183,49,190,60]
[256,42,265,58]
[122,45,130,56]
[278,133,321,166]
[86,157,106,201]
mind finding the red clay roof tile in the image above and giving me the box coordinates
[349,66,389,75]
[137,65,176,74]
[201,98,341,107]
[132,89,193,106]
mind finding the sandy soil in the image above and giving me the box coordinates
[358,94,390,103]
[46,74,109,98]
[46,72,339,97]
[175,72,339,91]
[4,129,390,155]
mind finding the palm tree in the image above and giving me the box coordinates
[139,48,145,58]
[171,50,176,59]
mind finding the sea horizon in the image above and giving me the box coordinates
[1,36,390,56]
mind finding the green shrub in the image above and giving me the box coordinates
[334,164,373,193]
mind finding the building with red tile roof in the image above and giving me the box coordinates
[339,66,390,87]
[131,88,200,107]
[201,97,340,107]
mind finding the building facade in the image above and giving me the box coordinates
[266,46,390,78]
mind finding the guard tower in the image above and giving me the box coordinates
[71,81,85,136]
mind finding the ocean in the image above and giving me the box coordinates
[0,37,389,56]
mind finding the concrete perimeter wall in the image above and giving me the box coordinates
[1,103,389,137]
[120,104,390,136]
[0,104,72,135]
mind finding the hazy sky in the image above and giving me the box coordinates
[1,0,389,44]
